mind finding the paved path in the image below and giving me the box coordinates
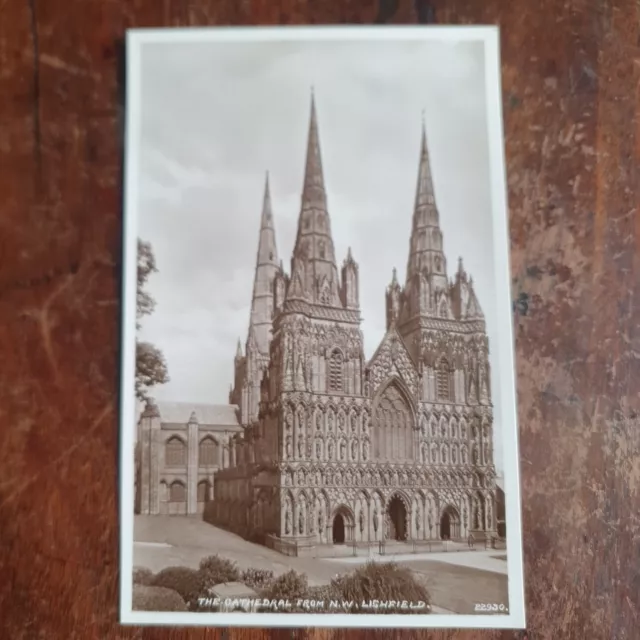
[133,516,509,613]
[326,549,509,576]
[134,516,353,586]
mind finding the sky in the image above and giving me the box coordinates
[135,34,506,472]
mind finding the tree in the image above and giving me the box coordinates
[136,240,169,402]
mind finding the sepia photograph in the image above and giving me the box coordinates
[120,26,525,629]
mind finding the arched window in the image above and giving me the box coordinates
[169,481,186,502]
[328,349,344,392]
[373,382,414,461]
[199,437,218,466]
[165,437,186,466]
[436,358,451,401]
[439,300,448,318]
[197,480,211,503]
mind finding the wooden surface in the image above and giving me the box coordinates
[1,0,639,638]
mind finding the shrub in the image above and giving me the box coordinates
[132,584,187,612]
[150,566,205,610]
[261,569,310,611]
[198,554,240,587]
[241,568,274,590]
[132,567,155,586]
[329,561,430,614]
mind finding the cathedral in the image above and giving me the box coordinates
[207,96,499,556]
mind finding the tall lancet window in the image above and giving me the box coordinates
[436,357,451,402]
[328,349,344,393]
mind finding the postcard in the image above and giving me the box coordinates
[120,25,525,629]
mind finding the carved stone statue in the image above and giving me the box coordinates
[285,509,291,535]
[286,436,292,458]
[350,413,357,432]
[316,412,323,430]
[298,509,304,534]
[340,440,346,460]
[315,440,322,459]
[363,441,369,461]
[359,509,365,533]
[351,440,357,460]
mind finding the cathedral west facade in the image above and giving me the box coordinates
[208,96,499,556]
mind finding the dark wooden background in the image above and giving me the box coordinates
[1,0,639,638]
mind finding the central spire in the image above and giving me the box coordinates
[301,89,326,205]
[286,93,341,308]
[405,119,448,290]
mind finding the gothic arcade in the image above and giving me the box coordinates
[210,96,498,556]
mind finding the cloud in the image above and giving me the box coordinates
[135,35,505,472]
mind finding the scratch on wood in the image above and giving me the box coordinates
[40,53,89,77]
[27,0,42,186]
[21,273,75,383]
[0,402,113,509]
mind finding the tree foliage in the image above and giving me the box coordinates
[136,239,169,401]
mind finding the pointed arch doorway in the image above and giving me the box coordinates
[332,513,345,544]
[440,505,460,540]
[388,496,408,541]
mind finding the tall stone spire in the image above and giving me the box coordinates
[405,119,448,291]
[286,93,341,308]
[248,172,279,354]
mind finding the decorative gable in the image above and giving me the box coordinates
[366,329,419,399]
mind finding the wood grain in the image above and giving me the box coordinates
[0,0,638,638]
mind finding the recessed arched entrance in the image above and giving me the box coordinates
[388,496,408,541]
[332,513,345,544]
[440,505,460,540]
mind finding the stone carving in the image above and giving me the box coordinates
[197,110,498,549]
[285,509,291,535]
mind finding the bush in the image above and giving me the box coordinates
[132,584,187,612]
[261,569,310,611]
[132,567,155,586]
[241,567,275,590]
[329,562,430,614]
[198,554,240,587]
[150,566,205,610]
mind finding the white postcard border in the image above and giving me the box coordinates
[119,24,525,629]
